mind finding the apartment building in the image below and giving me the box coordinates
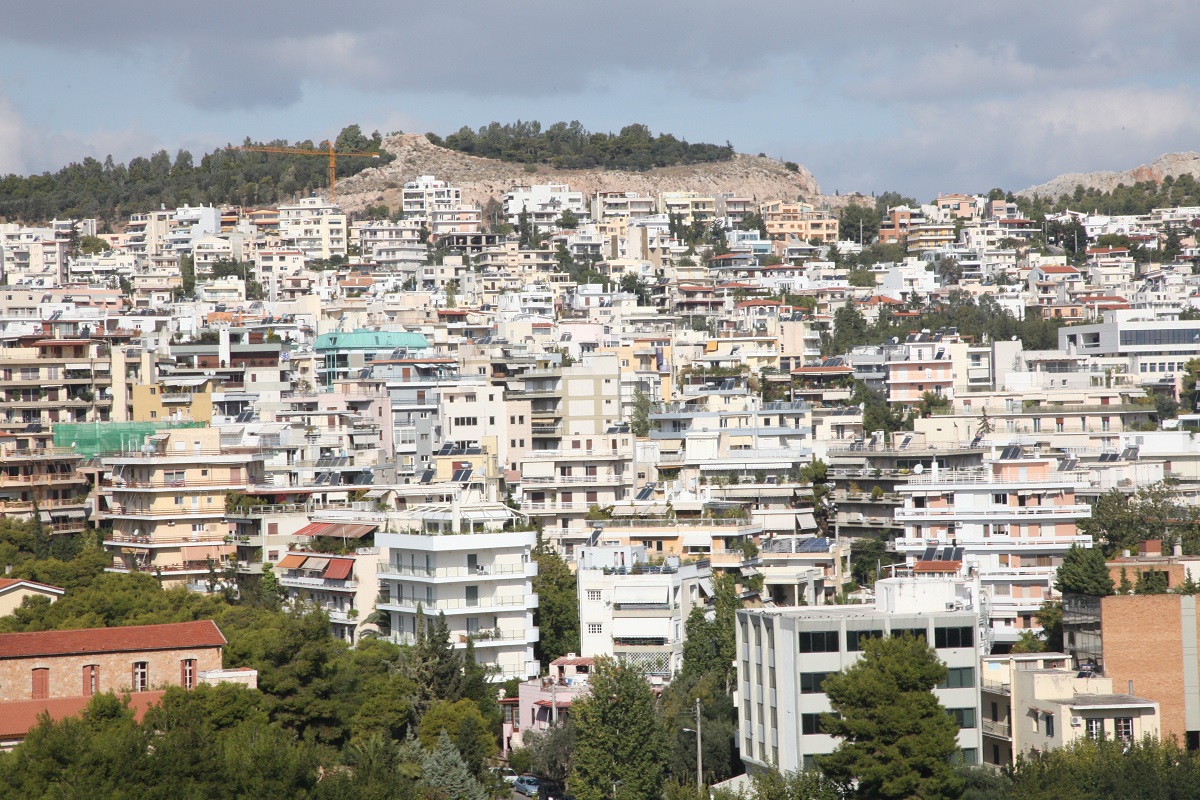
[661,192,717,226]
[0,438,91,535]
[102,428,266,587]
[278,197,348,259]
[576,545,709,679]
[891,449,1092,646]
[504,184,587,228]
[401,176,464,221]
[376,518,539,681]
[275,548,379,644]
[313,329,430,386]
[0,336,123,433]
[736,575,983,773]
[759,201,838,243]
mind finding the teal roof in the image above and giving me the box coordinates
[315,330,429,352]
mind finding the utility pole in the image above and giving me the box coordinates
[694,697,703,794]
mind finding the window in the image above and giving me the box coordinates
[587,623,603,634]
[892,628,927,642]
[181,659,196,690]
[846,629,882,651]
[1086,718,1103,739]
[31,668,49,700]
[82,664,99,696]
[1115,717,1133,742]
[798,630,839,653]
[132,661,150,692]
[1045,713,1055,739]
[948,707,976,729]
[800,672,828,693]
[934,626,974,649]
[586,590,602,601]
[801,713,825,735]
[939,667,975,689]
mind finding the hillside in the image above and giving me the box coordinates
[1019,151,1200,200]
[336,133,822,212]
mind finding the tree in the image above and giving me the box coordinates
[570,658,669,800]
[421,731,488,800]
[532,540,579,667]
[1135,569,1170,595]
[838,203,880,246]
[631,389,652,438]
[819,634,965,800]
[745,767,842,800]
[1054,545,1114,597]
[935,257,963,286]
[557,208,580,229]
[846,268,876,287]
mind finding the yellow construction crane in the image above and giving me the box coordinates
[225,140,381,202]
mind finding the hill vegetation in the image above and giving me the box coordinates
[427,121,735,172]
[1019,173,1200,219]
[0,125,390,226]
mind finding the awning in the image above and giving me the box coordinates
[698,577,714,597]
[163,377,210,387]
[680,531,714,548]
[796,511,818,531]
[324,558,353,580]
[324,522,377,539]
[534,699,573,708]
[302,557,330,571]
[611,503,668,516]
[615,585,669,605]
[294,521,333,537]
[277,554,307,569]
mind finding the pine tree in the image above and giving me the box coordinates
[421,731,487,800]
[819,634,964,800]
[1054,545,1114,597]
[571,658,669,800]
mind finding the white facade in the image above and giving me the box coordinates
[504,184,587,227]
[278,197,348,259]
[377,528,540,681]
[736,576,983,773]
[576,545,709,679]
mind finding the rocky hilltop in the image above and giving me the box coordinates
[336,133,822,212]
[1019,151,1200,200]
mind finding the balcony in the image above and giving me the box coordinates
[523,473,627,485]
[894,504,1092,521]
[981,678,1011,695]
[377,562,536,580]
[279,574,358,590]
[981,719,1011,739]
[378,593,537,614]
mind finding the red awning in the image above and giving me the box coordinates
[324,558,353,580]
[276,554,307,569]
[534,699,573,708]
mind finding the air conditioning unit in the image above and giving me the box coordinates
[1070,716,1084,727]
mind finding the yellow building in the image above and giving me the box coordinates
[760,200,838,243]
[131,377,214,423]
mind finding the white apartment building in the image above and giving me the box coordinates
[736,575,983,773]
[165,205,221,255]
[401,176,463,221]
[592,191,657,221]
[892,450,1092,646]
[278,197,348,259]
[376,514,540,681]
[576,545,709,680]
[504,184,587,228]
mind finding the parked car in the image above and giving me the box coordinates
[513,775,541,796]
[491,767,518,784]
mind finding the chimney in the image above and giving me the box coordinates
[1141,540,1162,557]
[1175,543,1184,557]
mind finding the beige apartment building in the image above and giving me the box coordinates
[101,428,265,587]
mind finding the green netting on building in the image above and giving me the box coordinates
[53,421,207,457]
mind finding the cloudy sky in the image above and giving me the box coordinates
[2,1,1199,199]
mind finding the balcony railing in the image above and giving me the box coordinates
[378,563,531,579]
[982,719,1011,738]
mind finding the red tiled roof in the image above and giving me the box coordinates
[0,691,165,741]
[551,655,595,667]
[0,621,226,660]
[913,560,962,573]
[293,521,333,538]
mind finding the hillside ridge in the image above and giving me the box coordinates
[1019,151,1200,200]
[336,133,823,212]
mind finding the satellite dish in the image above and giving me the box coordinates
[913,464,925,474]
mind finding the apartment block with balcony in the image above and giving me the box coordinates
[278,197,348,259]
[0,338,119,433]
[102,428,266,588]
[0,439,90,535]
[759,201,838,243]
[576,545,709,680]
[892,450,1093,647]
[979,652,1159,767]
[274,549,379,644]
[376,509,539,681]
[736,575,983,773]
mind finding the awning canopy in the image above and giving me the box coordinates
[615,585,669,605]
[294,521,333,537]
[277,554,307,569]
[324,558,353,580]
[162,377,210,387]
[302,557,330,571]
[180,544,234,558]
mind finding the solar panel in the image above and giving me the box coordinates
[1120,446,1139,461]
[952,547,964,561]
[337,456,349,467]
[940,547,955,561]
[899,435,912,449]
[419,469,435,484]
[921,547,937,561]
[353,473,373,485]
[451,468,473,482]
[635,485,655,501]
[799,537,831,553]
[314,472,330,485]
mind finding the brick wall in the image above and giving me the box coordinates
[1101,594,1189,739]
[0,646,222,702]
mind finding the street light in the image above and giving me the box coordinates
[682,697,704,794]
